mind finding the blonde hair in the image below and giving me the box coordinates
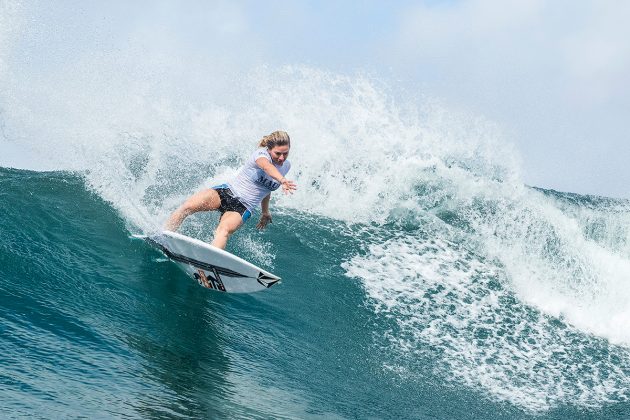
[258,130,291,149]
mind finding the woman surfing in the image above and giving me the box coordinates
[164,131,297,249]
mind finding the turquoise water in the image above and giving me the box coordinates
[2,167,630,418]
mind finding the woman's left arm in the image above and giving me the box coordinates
[257,194,272,229]
[255,158,297,194]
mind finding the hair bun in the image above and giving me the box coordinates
[258,131,291,148]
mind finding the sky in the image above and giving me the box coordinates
[1,0,629,198]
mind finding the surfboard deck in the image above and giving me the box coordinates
[135,230,281,293]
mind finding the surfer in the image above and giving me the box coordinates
[164,131,297,249]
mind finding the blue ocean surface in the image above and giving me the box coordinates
[1,166,630,419]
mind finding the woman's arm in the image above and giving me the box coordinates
[256,194,272,229]
[255,157,297,194]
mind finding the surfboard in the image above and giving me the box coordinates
[136,230,281,293]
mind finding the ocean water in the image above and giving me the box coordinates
[3,149,630,419]
[3,3,630,418]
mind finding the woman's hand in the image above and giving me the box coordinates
[279,178,297,194]
[257,212,273,229]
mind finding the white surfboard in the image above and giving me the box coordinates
[138,230,281,293]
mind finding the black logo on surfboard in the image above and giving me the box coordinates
[257,272,280,288]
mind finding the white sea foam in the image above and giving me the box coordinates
[344,234,630,412]
[342,171,630,411]
[233,234,276,270]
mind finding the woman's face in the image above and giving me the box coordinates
[269,145,290,165]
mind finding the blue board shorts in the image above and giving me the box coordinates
[212,184,252,222]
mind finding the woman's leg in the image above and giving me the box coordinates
[211,211,244,249]
[164,189,222,231]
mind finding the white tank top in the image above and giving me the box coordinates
[227,148,291,212]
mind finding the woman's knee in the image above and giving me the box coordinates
[215,215,242,237]
[178,202,198,217]
[214,224,232,238]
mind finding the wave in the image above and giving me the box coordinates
[2,3,630,411]
[3,63,630,412]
